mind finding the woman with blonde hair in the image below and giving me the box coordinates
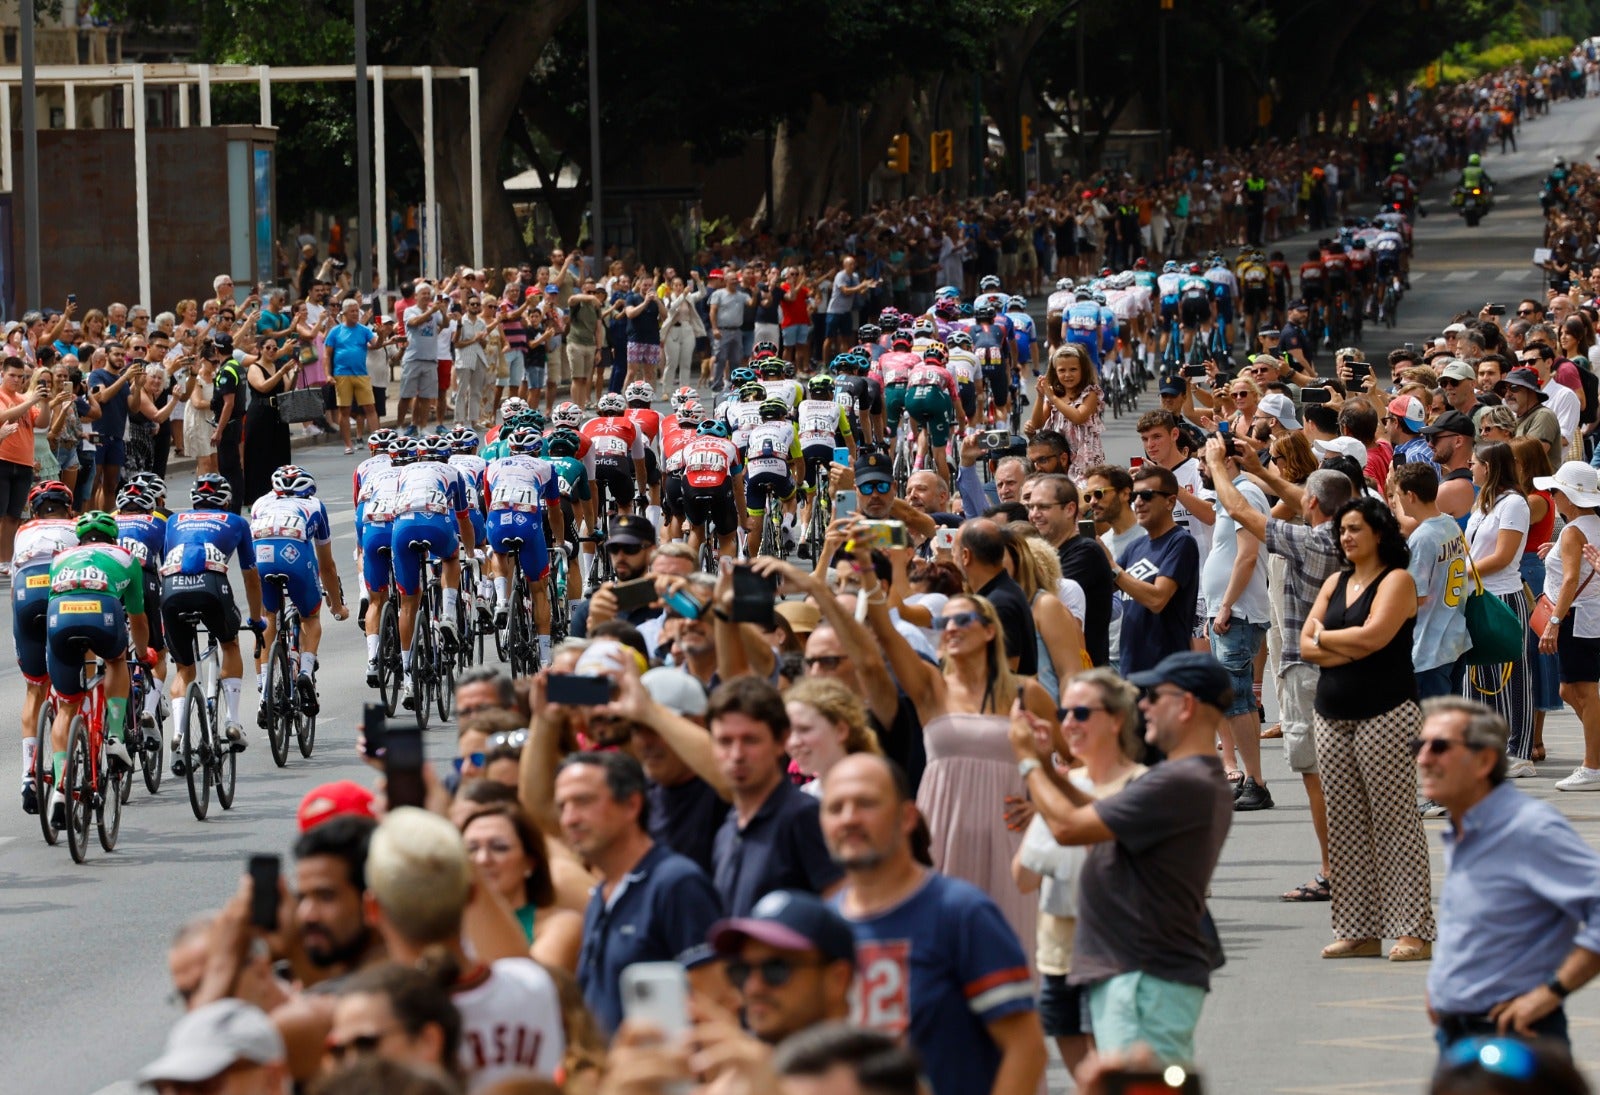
[784,676,881,797]
[1477,404,1517,443]
[1003,522,1088,703]
[1027,343,1103,480]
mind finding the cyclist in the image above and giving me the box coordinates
[1266,250,1291,328]
[877,332,920,441]
[974,274,1007,315]
[905,350,962,483]
[582,392,650,523]
[623,381,664,524]
[485,424,565,666]
[971,302,1015,427]
[660,399,702,545]
[41,511,151,827]
[390,433,476,704]
[161,475,263,767]
[544,428,591,606]
[1347,239,1375,317]
[1005,296,1036,375]
[1373,220,1406,306]
[682,419,744,560]
[1298,249,1327,336]
[250,465,349,722]
[723,380,768,454]
[357,436,406,686]
[14,481,78,814]
[834,351,880,447]
[114,479,169,733]
[1203,256,1239,348]
[757,354,802,410]
[855,323,883,365]
[910,315,941,353]
[1064,286,1104,369]
[1237,250,1271,346]
[743,398,802,552]
[1320,240,1351,341]
[945,329,981,424]
[1177,264,1213,358]
[486,396,529,445]
[1156,262,1182,358]
[796,374,854,541]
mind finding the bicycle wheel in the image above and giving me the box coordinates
[265,637,291,768]
[141,691,164,796]
[549,556,570,646]
[436,635,455,722]
[214,689,237,811]
[412,596,434,731]
[118,687,136,806]
[98,745,123,853]
[35,703,57,846]
[455,583,474,671]
[700,526,719,572]
[378,599,402,718]
[508,570,535,678]
[183,681,211,821]
[64,715,92,864]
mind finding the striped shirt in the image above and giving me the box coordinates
[1264,517,1342,665]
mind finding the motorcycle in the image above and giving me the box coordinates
[1452,186,1490,227]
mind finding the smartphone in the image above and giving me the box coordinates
[1217,421,1238,458]
[1102,1069,1203,1095]
[833,446,851,467]
[662,587,706,620]
[982,429,1011,449]
[67,293,76,305]
[1403,342,1416,353]
[1486,303,1506,316]
[857,520,909,550]
[361,702,386,761]
[247,855,280,932]
[1078,518,1098,539]
[620,962,691,1044]
[611,575,658,614]
[932,526,958,553]
[547,673,616,706]
[384,725,426,810]
[1180,364,1207,378]
[1301,387,1332,404]
[731,563,777,626]
[1129,456,1144,470]
[833,489,858,519]
[1349,361,1371,377]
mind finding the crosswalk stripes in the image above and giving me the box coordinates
[1443,271,1477,282]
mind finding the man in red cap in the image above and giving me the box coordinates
[296,780,376,832]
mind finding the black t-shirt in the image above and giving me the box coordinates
[753,286,782,325]
[977,571,1038,675]
[1117,525,1200,676]
[211,358,243,431]
[870,689,927,795]
[1279,321,1313,365]
[1057,534,1114,667]
[647,775,727,877]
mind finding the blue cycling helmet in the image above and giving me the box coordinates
[697,419,731,439]
[730,366,758,387]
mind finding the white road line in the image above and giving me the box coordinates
[1443,271,1477,283]
[1409,271,1429,283]
[1497,269,1535,281]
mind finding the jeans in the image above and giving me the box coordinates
[1434,1007,1567,1054]
[1209,620,1266,717]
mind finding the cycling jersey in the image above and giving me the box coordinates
[117,511,168,653]
[1321,251,1350,287]
[353,452,393,524]
[722,399,764,452]
[47,542,145,699]
[161,509,257,578]
[1203,267,1238,303]
[251,495,333,616]
[549,454,591,504]
[580,417,647,469]
[745,420,801,478]
[682,435,742,490]
[625,406,662,447]
[1007,312,1036,364]
[760,378,803,410]
[877,351,920,387]
[390,462,470,596]
[1238,263,1270,307]
[485,454,561,584]
[661,422,697,475]
[13,518,79,684]
[1156,272,1183,304]
[1298,261,1326,298]
[796,398,851,453]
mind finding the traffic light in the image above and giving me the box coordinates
[930,130,954,172]
[1020,115,1033,151]
[886,133,910,174]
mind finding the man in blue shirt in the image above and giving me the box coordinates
[1419,697,1600,1052]
[322,298,381,452]
[88,340,145,511]
[1111,464,1200,677]
[556,750,722,1036]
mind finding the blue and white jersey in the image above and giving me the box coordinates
[249,495,332,546]
[485,454,560,514]
[449,453,488,511]
[115,512,167,573]
[160,510,256,577]
[394,462,469,521]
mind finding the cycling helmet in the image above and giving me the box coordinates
[1099,266,1114,278]
[783,359,798,379]
[730,367,758,387]
[387,435,419,466]
[923,345,949,365]
[75,510,119,544]
[546,428,581,458]
[752,340,779,359]
[856,324,882,343]
[830,353,858,373]
[959,302,975,317]
[1162,261,1178,273]
[759,398,790,421]
[678,399,706,424]
[625,381,655,405]
[890,332,913,351]
[671,385,697,410]
[807,375,835,396]
[1209,256,1225,268]
[1092,292,1107,306]
[1008,295,1027,310]
[527,409,549,431]
[1134,257,1149,270]
[367,427,397,454]
[1468,153,1481,167]
[912,316,936,336]
[933,298,959,320]
[974,304,998,321]
[552,401,584,427]
[757,356,784,378]
[500,396,530,420]
[1074,286,1093,301]
[1187,262,1203,274]
[1351,238,1368,251]
[271,464,317,498]
[1392,153,1406,165]
[597,393,626,416]
[1555,156,1566,167]
[117,482,158,513]
[979,275,1002,291]
[739,382,767,403]
[947,330,973,350]
[505,425,543,454]
[697,419,731,439]
[417,434,452,461]
[934,286,962,301]
[446,425,481,453]
[190,473,233,510]
[28,479,73,514]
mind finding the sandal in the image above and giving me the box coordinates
[1281,874,1332,902]
[1261,724,1283,740]
[1389,940,1432,962]
[1225,769,1245,786]
[1321,938,1381,959]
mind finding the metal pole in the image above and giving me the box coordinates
[1076,18,1087,177]
[354,0,372,290]
[1157,13,1169,167]
[586,0,602,259]
[375,67,388,297]
[133,67,150,309]
[468,68,482,269]
[422,65,435,279]
[20,0,40,307]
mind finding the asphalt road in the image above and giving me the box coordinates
[4,96,1600,1095]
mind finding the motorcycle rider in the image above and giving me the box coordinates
[1456,153,1494,208]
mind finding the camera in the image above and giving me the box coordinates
[982,429,1011,449]
[855,520,909,551]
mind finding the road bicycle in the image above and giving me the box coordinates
[176,614,251,821]
[128,658,165,800]
[548,545,571,646]
[398,546,454,730]
[375,551,404,719]
[585,478,617,594]
[498,535,540,679]
[755,482,789,559]
[259,574,316,768]
[802,461,832,562]
[57,658,126,862]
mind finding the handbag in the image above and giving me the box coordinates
[1460,535,1525,666]
[270,386,327,424]
[1530,568,1596,637]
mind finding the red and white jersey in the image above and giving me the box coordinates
[453,958,566,1093]
[682,435,741,489]
[626,406,662,446]
[908,361,958,402]
[357,464,406,524]
[662,422,697,474]
[877,350,920,386]
[353,453,393,506]
[580,416,646,463]
[13,518,78,571]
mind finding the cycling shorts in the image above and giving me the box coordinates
[1214,296,1234,321]
[745,469,797,515]
[1242,287,1269,314]
[1352,263,1375,285]
[487,509,552,584]
[883,382,908,430]
[1376,255,1400,277]
[142,567,165,653]
[1178,299,1209,329]
[663,473,688,521]
[467,508,486,548]
[957,382,977,421]
[1325,273,1348,295]
[801,448,836,488]
[13,562,52,684]
[643,447,660,488]
[360,520,396,593]
[906,387,954,448]
[46,591,129,700]
[595,463,637,510]
[1160,298,1179,324]
[161,572,243,668]
[1300,284,1323,302]
[685,483,739,537]
[984,363,1014,406]
[255,538,324,617]
[390,513,460,597]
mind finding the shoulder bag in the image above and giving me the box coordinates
[1460,533,1525,667]
[1529,547,1596,637]
[271,385,327,424]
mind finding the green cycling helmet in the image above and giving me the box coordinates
[76,510,119,544]
[1468,153,1481,166]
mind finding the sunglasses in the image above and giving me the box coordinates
[858,480,893,495]
[1131,489,1172,502]
[325,1032,389,1062]
[724,957,820,988]
[1082,488,1115,502]
[453,752,486,772]
[804,655,847,671]
[935,610,984,630]
[488,729,527,750]
[1408,737,1475,757]
[606,542,647,555]
[1057,704,1107,723]
[1517,308,1540,316]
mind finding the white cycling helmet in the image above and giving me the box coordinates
[625,381,655,404]
[552,400,584,427]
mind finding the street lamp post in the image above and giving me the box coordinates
[20,0,39,306]
[1158,0,1171,168]
[587,0,602,260]
[354,0,373,290]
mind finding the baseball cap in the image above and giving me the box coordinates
[1387,395,1426,432]
[296,780,376,832]
[1287,298,1307,311]
[1126,651,1234,711]
[1420,409,1476,438]
[1159,379,1187,397]
[710,889,857,964]
[775,600,821,636]
[1258,392,1301,430]
[138,1000,285,1084]
[1439,359,1477,384]
[708,268,726,279]
[543,284,560,294]
[641,667,709,717]
[855,449,893,486]
[1443,322,1467,335]
[1313,435,1368,464]
[607,514,659,548]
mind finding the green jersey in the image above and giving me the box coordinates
[550,454,591,502]
[48,543,145,615]
[482,439,510,462]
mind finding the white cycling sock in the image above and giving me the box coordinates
[402,647,413,671]
[366,633,380,661]
[22,736,36,785]
[171,697,189,746]
[441,586,459,618]
[143,687,160,719]
[222,679,243,725]
[256,669,267,694]
[300,651,317,677]
[494,576,508,603]
[539,634,553,663]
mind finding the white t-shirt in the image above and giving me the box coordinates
[453,958,567,1092]
[1543,378,1580,444]
[1169,456,1214,562]
[1465,491,1530,596]
[1056,577,1086,625]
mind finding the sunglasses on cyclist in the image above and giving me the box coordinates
[724,956,822,987]
[1131,489,1173,502]
[858,480,893,495]
[935,610,984,630]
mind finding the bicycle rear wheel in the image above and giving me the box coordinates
[35,703,57,846]
[265,637,291,768]
[183,681,211,820]
[98,748,123,853]
[378,599,402,718]
[118,687,136,806]
[412,596,434,731]
[436,637,455,722]
[508,569,535,678]
[64,715,92,864]
[141,692,165,795]
[214,697,237,811]
[548,556,570,646]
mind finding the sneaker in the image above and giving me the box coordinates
[158,692,171,721]
[21,780,37,815]
[1555,765,1600,792]
[366,660,380,688]
[401,679,415,711]
[1418,799,1448,818]
[796,541,812,560]
[298,673,320,716]
[344,446,356,455]
[106,738,134,773]
[1507,758,1538,779]
[224,722,248,752]
[49,787,65,831]
[1234,777,1275,811]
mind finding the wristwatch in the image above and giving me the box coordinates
[1017,758,1043,780]
[1547,976,1571,999]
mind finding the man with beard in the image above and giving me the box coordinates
[571,515,659,638]
[1027,474,1112,667]
[292,815,385,989]
[1083,465,1144,667]
[709,890,857,1043]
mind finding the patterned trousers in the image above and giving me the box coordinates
[1314,699,1437,942]
[1462,585,1534,759]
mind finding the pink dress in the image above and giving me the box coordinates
[1044,385,1105,483]
[915,712,1036,962]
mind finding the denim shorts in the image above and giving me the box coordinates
[1208,619,1266,717]
[781,323,810,348]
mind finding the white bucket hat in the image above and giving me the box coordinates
[1534,461,1600,509]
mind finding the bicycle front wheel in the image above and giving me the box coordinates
[265,638,291,768]
[141,692,165,796]
[412,598,434,731]
[36,703,58,846]
[98,746,123,853]
[214,708,238,811]
[508,571,535,679]
[64,715,92,864]
[378,599,402,718]
[183,681,211,820]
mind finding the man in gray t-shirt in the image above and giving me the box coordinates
[399,281,446,430]
[708,272,750,391]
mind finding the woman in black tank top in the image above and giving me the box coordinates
[1301,498,1435,961]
